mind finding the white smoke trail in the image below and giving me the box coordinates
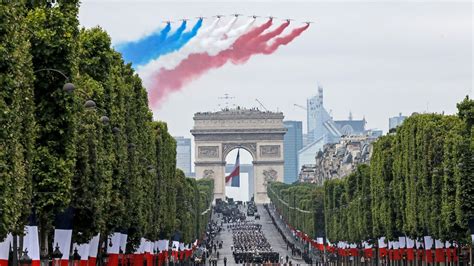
[207,18,256,56]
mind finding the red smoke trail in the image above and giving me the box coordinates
[264,23,310,54]
[230,21,290,64]
[149,21,309,106]
[232,19,273,47]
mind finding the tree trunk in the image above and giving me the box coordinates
[12,235,18,266]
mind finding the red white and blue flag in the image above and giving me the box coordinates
[225,150,240,187]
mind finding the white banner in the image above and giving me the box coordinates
[0,234,12,260]
[88,234,100,258]
[171,241,179,251]
[398,237,407,248]
[108,233,121,254]
[435,239,444,249]
[158,240,169,252]
[145,240,153,254]
[120,234,128,253]
[423,236,434,250]
[134,238,146,254]
[72,242,90,261]
[25,226,40,260]
[378,237,387,248]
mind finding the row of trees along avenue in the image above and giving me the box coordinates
[0,0,214,259]
[268,97,473,250]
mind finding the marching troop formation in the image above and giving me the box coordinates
[230,221,280,264]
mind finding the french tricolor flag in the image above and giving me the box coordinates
[23,220,40,266]
[0,234,12,266]
[225,150,240,187]
[53,208,73,266]
[88,234,100,266]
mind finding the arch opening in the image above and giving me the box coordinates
[224,148,254,202]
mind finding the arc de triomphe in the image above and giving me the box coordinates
[191,108,286,203]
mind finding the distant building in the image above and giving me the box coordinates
[174,136,192,176]
[283,121,303,184]
[298,84,376,176]
[366,129,383,139]
[299,164,318,184]
[389,113,407,130]
[299,85,341,171]
[302,134,310,148]
[305,85,341,144]
[299,135,378,185]
[334,112,366,136]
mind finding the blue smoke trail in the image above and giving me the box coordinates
[117,23,172,66]
[154,19,203,58]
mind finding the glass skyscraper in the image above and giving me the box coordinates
[174,136,192,176]
[283,121,303,184]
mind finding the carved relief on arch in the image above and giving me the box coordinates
[202,169,215,179]
[260,145,281,157]
[222,142,257,158]
[198,146,219,158]
[262,168,278,187]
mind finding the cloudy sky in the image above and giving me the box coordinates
[79,0,472,146]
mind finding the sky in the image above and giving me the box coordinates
[79,0,472,165]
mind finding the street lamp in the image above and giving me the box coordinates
[84,100,96,109]
[52,243,63,266]
[100,116,110,125]
[72,248,81,266]
[63,83,75,94]
[19,249,32,266]
[118,248,124,266]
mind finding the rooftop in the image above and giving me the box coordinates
[194,107,284,120]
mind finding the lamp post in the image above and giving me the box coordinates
[118,248,124,266]
[19,249,32,266]
[52,243,63,266]
[72,248,81,266]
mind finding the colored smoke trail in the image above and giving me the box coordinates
[118,20,188,67]
[155,19,203,60]
[149,20,309,106]
[117,23,171,66]
[138,17,236,78]
[229,21,290,64]
[264,23,310,54]
[207,18,256,56]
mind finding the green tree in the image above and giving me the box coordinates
[0,2,36,238]
[26,0,81,250]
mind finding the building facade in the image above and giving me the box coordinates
[283,121,303,184]
[389,113,407,130]
[174,136,192,176]
[299,135,377,185]
[298,85,341,171]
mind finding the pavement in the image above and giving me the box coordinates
[210,204,306,266]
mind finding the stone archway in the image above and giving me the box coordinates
[191,108,287,203]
